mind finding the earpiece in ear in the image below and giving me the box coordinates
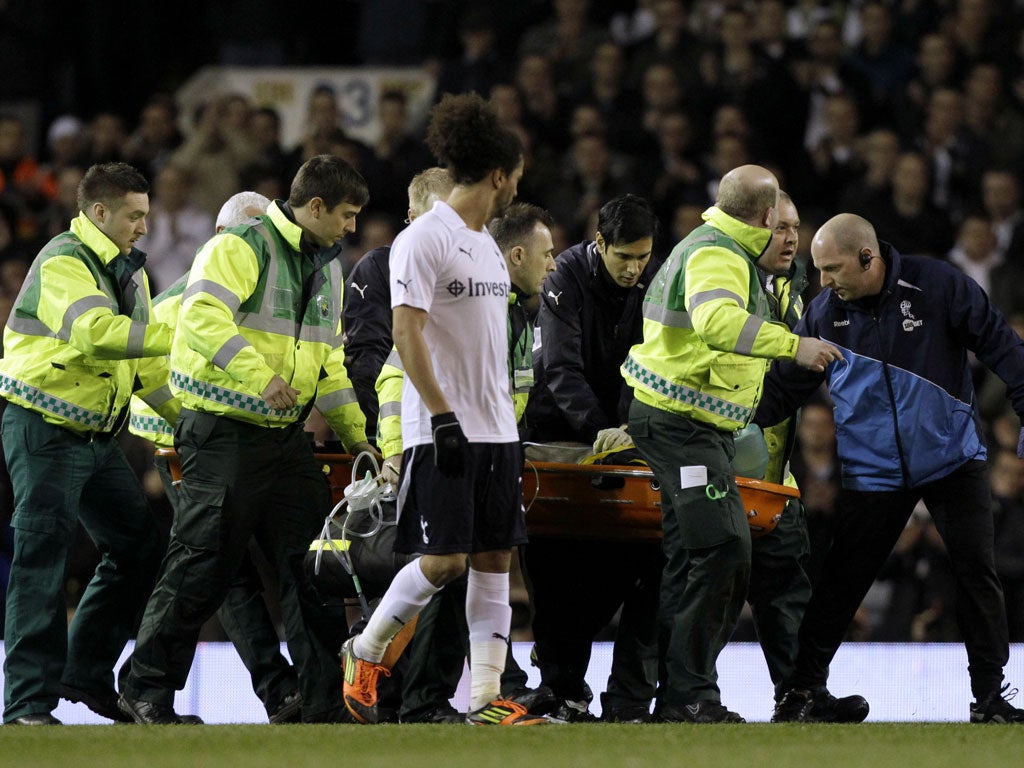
[859,250,872,270]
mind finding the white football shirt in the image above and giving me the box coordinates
[390,201,518,446]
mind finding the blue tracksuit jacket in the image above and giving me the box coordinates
[755,242,1024,491]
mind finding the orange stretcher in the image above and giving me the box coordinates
[155,449,799,540]
[521,461,798,540]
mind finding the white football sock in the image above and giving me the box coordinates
[466,568,512,710]
[354,558,440,663]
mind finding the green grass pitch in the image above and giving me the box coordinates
[2,723,1020,768]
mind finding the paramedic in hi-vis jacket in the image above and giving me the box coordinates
[622,165,842,723]
[119,155,377,724]
[1,162,177,726]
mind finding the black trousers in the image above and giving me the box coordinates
[153,453,298,717]
[789,459,1009,700]
[527,537,662,712]
[1,403,162,721]
[629,401,751,709]
[124,409,343,721]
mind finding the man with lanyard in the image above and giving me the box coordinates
[1,162,176,725]
[119,155,377,724]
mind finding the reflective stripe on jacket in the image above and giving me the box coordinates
[0,212,175,435]
[375,348,405,460]
[129,273,188,447]
[508,289,533,422]
[170,201,366,447]
[622,206,799,431]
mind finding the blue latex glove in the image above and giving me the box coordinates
[1018,426,1024,459]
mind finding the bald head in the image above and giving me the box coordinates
[716,164,780,226]
[812,213,885,301]
[816,213,879,256]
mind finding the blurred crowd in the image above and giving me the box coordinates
[2,0,1024,644]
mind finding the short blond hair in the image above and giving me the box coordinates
[407,167,454,217]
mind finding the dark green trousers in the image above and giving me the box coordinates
[748,498,811,699]
[124,409,342,721]
[154,454,298,718]
[1,402,162,722]
[629,400,751,710]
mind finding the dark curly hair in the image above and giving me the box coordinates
[425,92,522,186]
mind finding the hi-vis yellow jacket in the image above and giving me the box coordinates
[129,274,187,447]
[622,206,800,432]
[0,212,177,435]
[374,290,534,459]
[374,348,406,460]
[169,202,367,448]
[761,258,807,487]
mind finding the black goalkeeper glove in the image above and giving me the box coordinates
[431,412,468,477]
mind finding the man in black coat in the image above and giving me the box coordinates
[342,167,452,443]
[523,194,663,722]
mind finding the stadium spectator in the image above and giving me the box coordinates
[991,449,1024,641]
[980,167,1024,262]
[122,95,183,181]
[170,94,257,217]
[911,86,987,219]
[947,213,1002,298]
[136,162,214,293]
[858,150,955,259]
[85,113,128,166]
[517,0,609,95]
